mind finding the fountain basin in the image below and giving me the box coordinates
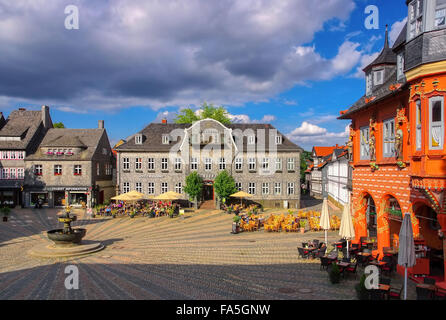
[47,228,86,245]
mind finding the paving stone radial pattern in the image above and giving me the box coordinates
[0,208,416,300]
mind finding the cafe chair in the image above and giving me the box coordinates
[381,256,393,277]
[343,262,357,279]
[416,286,435,300]
[297,247,310,259]
[320,256,332,271]
[388,286,403,300]
[424,277,436,285]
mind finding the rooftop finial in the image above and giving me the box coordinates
[384,24,389,48]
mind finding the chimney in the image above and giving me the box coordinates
[41,105,51,129]
[98,120,104,129]
[335,144,339,148]
[162,118,167,124]
[18,107,26,111]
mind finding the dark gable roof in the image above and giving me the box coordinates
[0,110,43,150]
[363,26,396,72]
[117,121,303,152]
[26,128,105,161]
[338,68,407,119]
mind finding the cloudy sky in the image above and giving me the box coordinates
[0,0,408,150]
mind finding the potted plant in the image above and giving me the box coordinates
[329,263,341,284]
[299,219,307,234]
[2,206,10,222]
[232,215,241,234]
[355,274,369,300]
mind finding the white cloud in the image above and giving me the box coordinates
[389,18,407,47]
[228,113,276,124]
[287,122,349,149]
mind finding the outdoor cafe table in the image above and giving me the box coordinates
[336,261,350,268]
[416,283,437,291]
[357,252,372,257]
[369,261,388,267]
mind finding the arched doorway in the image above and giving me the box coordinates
[414,203,444,280]
[385,195,402,249]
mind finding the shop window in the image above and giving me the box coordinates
[429,97,444,150]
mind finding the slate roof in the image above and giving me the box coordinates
[0,110,43,150]
[392,23,407,51]
[26,128,105,161]
[338,68,406,119]
[363,26,396,72]
[116,121,303,153]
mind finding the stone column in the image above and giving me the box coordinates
[376,198,390,256]
[353,194,368,243]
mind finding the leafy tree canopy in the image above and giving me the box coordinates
[53,122,65,128]
[300,150,312,182]
[214,170,237,201]
[174,102,231,124]
[184,172,203,201]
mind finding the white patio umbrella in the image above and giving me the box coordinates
[398,212,416,300]
[339,201,355,258]
[319,198,331,245]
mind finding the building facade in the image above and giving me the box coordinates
[116,119,302,208]
[310,146,336,199]
[0,106,52,207]
[24,121,115,208]
[339,0,446,282]
[326,147,350,208]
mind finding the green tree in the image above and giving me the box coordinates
[300,150,312,183]
[53,122,65,128]
[184,172,203,209]
[213,170,237,204]
[174,102,231,124]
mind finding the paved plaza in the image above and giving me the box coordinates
[0,206,416,300]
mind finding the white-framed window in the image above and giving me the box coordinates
[373,69,384,86]
[1,168,8,179]
[383,118,395,157]
[34,164,43,175]
[435,0,446,27]
[262,158,269,170]
[54,164,62,175]
[74,165,82,176]
[366,73,373,96]
[135,158,142,170]
[147,182,155,194]
[148,158,155,171]
[9,168,16,179]
[235,182,242,191]
[97,163,100,175]
[248,182,256,195]
[275,182,281,195]
[123,182,130,193]
[275,158,282,171]
[248,158,256,170]
[219,157,226,170]
[409,0,424,39]
[162,135,170,144]
[397,52,405,80]
[235,157,243,171]
[262,183,269,195]
[190,157,198,170]
[105,163,112,175]
[161,182,168,193]
[1,151,7,159]
[175,182,182,194]
[360,126,370,160]
[287,182,295,195]
[123,157,130,170]
[205,158,212,171]
[416,100,422,150]
[136,182,142,193]
[287,158,295,171]
[275,135,282,144]
[17,168,24,179]
[430,96,444,150]
[175,158,182,171]
[135,134,143,144]
[248,135,255,145]
[161,158,168,171]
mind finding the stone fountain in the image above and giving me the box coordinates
[28,207,104,258]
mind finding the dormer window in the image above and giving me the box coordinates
[373,69,384,86]
[135,134,143,145]
[162,134,170,144]
[275,135,282,145]
[408,0,423,40]
[397,52,405,80]
[366,73,372,96]
[436,0,446,28]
